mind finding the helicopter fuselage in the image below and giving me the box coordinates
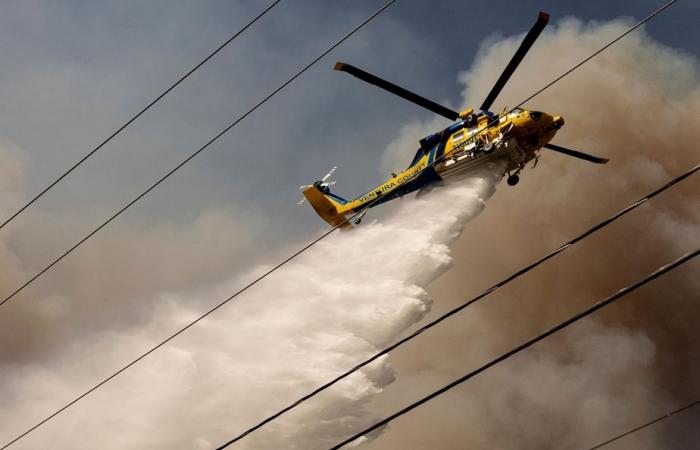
[301,11,606,228]
[331,108,564,215]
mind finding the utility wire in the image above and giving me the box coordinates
[0,0,397,311]
[0,0,679,447]
[330,249,700,450]
[0,0,282,231]
[213,0,686,443]
[0,3,398,449]
[191,1,687,447]
[585,399,700,450]
[0,0,676,313]
[214,162,699,448]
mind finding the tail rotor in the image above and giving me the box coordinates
[298,166,337,205]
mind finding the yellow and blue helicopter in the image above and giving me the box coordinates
[300,12,608,228]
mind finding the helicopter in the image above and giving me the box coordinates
[300,11,608,228]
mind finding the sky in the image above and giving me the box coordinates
[0,0,698,449]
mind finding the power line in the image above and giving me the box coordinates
[0,0,282,232]
[329,249,700,450]
[0,0,679,447]
[214,162,699,449]
[0,0,676,315]
[585,399,700,450]
[0,0,397,311]
[0,3,399,449]
[224,0,690,436]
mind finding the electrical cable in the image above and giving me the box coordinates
[0,0,282,231]
[213,1,685,444]
[0,1,679,447]
[329,249,700,450]
[0,0,676,313]
[584,399,700,450]
[214,162,699,449]
[0,0,397,310]
[0,2,398,449]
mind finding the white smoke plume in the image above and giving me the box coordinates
[0,161,504,448]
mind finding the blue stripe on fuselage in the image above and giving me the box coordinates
[428,144,436,165]
[326,192,348,204]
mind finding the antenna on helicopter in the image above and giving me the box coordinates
[298,166,337,205]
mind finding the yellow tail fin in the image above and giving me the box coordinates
[302,186,351,229]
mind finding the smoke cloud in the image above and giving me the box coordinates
[369,17,700,450]
[1,14,698,450]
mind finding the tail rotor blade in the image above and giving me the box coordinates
[544,143,609,164]
[480,11,549,112]
[321,166,337,182]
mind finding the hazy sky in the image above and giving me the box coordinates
[0,1,698,449]
[0,0,696,232]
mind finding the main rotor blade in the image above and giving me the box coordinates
[544,143,609,164]
[479,11,549,112]
[334,62,460,121]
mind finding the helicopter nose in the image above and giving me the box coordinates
[553,115,565,129]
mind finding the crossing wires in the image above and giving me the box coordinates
[329,249,700,449]
[0,0,282,231]
[0,0,397,311]
[1,2,682,447]
[0,0,678,313]
[0,2,399,449]
[214,163,699,449]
